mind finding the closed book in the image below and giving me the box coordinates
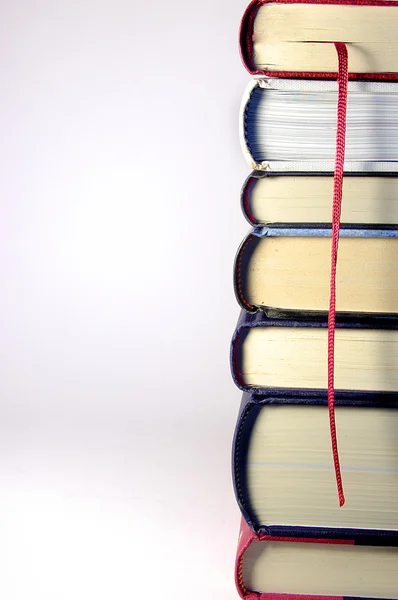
[233,392,398,539]
[240,79,398,173]
[241,171,398,227]
[240,0,398,80]
[236,518,398,600]
[231,310,398,393]
[234,226,398,317]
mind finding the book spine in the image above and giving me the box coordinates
[241,172,262,226]
[234,232,258,313]
[232,398,259,530]
[239,0,261,76]
[235,518,257,598]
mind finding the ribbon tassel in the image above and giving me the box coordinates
[328,42,349,508]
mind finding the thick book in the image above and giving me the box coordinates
[236,518,398,600]
[240,0,398,80]
[242,171,398,226]
[234,226,398,316]
[233,392,398,539]
[240,78,398,172]
[231,310,398,393]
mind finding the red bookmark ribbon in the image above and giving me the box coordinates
[328,42,348,508]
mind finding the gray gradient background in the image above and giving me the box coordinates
[0,1,249,598]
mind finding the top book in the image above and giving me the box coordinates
[240,0,398,79]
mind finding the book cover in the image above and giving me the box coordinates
[230,310,398,393]
[233,392,398,539]
[235,518,398,599]
[234,226,398,316]
[240,79,398,173]
[240,0,398,80]
[241,170,398,227]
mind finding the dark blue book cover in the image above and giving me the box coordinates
[231,310,398,393]
[233,391,398,542]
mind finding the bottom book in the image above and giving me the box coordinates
[236,519,398,600]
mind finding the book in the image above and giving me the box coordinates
[242,171,398,226]
[236,518,398,600]
[234,226,398,316]
[233,392,398,538]
[231,311,398,393]
[240,0,398,79]
[240,79,398,172]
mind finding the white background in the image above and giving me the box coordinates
[0,1,250,598]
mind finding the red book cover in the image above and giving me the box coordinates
[235,519,398,600]
[235,518,355,600]
[240,0,398,80]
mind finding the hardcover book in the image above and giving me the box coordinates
[241,171,398,226]
[233,392,398,538]
[240,0,398,79]
[240,78,398,172]
[231,310,398,393]
[236,518,398,600]
[234,226,398,316]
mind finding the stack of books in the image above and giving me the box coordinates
[230,1,398,599]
